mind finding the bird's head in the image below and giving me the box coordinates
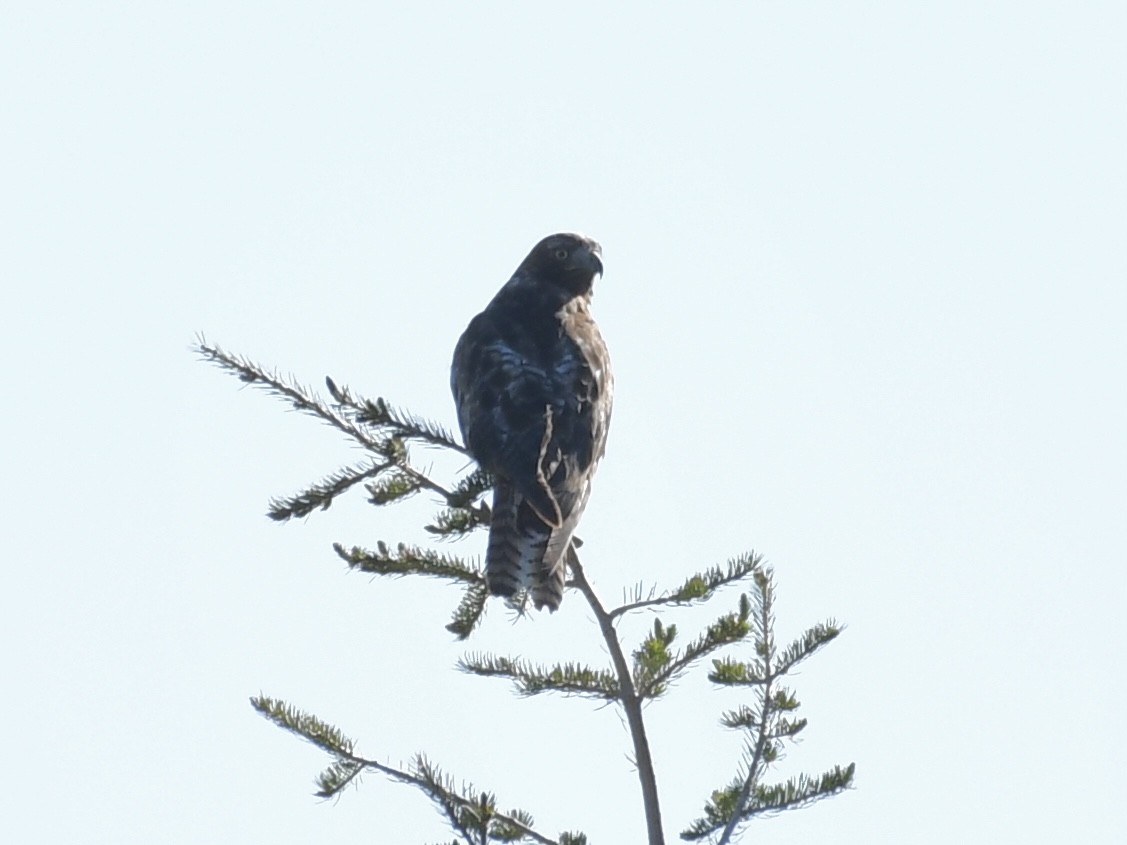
[516,232,604,299]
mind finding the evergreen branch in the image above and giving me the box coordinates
[748,569,776,660]
[198,340,466,516]
[409,755,572,845]
[324,376,469,455]
[424,469,493,538]
[569,548,666,845]
[501,816,571,845]
[774,621,842,676]
[769,717,808,739]
[385,451,465,504]
[609,553,764,620]
[765,686,799,713]
[458,654,619,700]
[426,505,490,539]
[719,706,808,739]
[668,553,765,603]
[709,620,842,688]
[445,583,488,640]
[366,467,424,505]
[250,695,355,758]
[708,658,767,687]
[614,581,661,614]
[195,339,386,454]
[636,596,752,699]
[718,705,761,731]
[444,466,494,507]
[712,709,772,844]
[608,594,688,618]
[683,569,778,844]
[267,460,390,521]
[680,774,744,841]
[334,542,486,639]
[745,764,856,815]
[334,541,481,584]
[411,756,479,841]
[314,757,366,798]
[683,765,855,840]
[684,566,854,844]
[487,806,539,844]
[712,569,778,845]
[630,618,677,699]
[252,696,574,843]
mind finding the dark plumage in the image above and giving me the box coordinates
[451,233,613,611]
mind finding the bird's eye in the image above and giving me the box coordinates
[554,248,569,260]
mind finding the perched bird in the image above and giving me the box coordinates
[451,233,613,611]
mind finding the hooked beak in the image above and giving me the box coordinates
[586,244,604,277]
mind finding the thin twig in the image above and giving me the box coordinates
[717,582,775,845]
[336,750,562,845]
[196,340,384,453]
[393,458,461,502]
[325,375,470,456]
[608,555,765,621]
[199,340,462,505]
[608,594,690,620]
[569,547,665,845]
[324,760,366,796]
[716,697,770,845]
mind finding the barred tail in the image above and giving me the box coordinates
[529,551,567,612]
[485,483,546,601]
[486,482,576,612]
[530,487,591,612]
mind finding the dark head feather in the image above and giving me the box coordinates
[514,233,603,299]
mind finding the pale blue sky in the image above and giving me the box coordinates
[3,3,1125,842]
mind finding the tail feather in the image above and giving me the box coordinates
[532,520,579,612]
[484,479,590,612]
[529,550,567,612]
[485,483,571,612]
[485,483,547,600]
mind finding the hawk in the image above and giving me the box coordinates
[451,233,613,611]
